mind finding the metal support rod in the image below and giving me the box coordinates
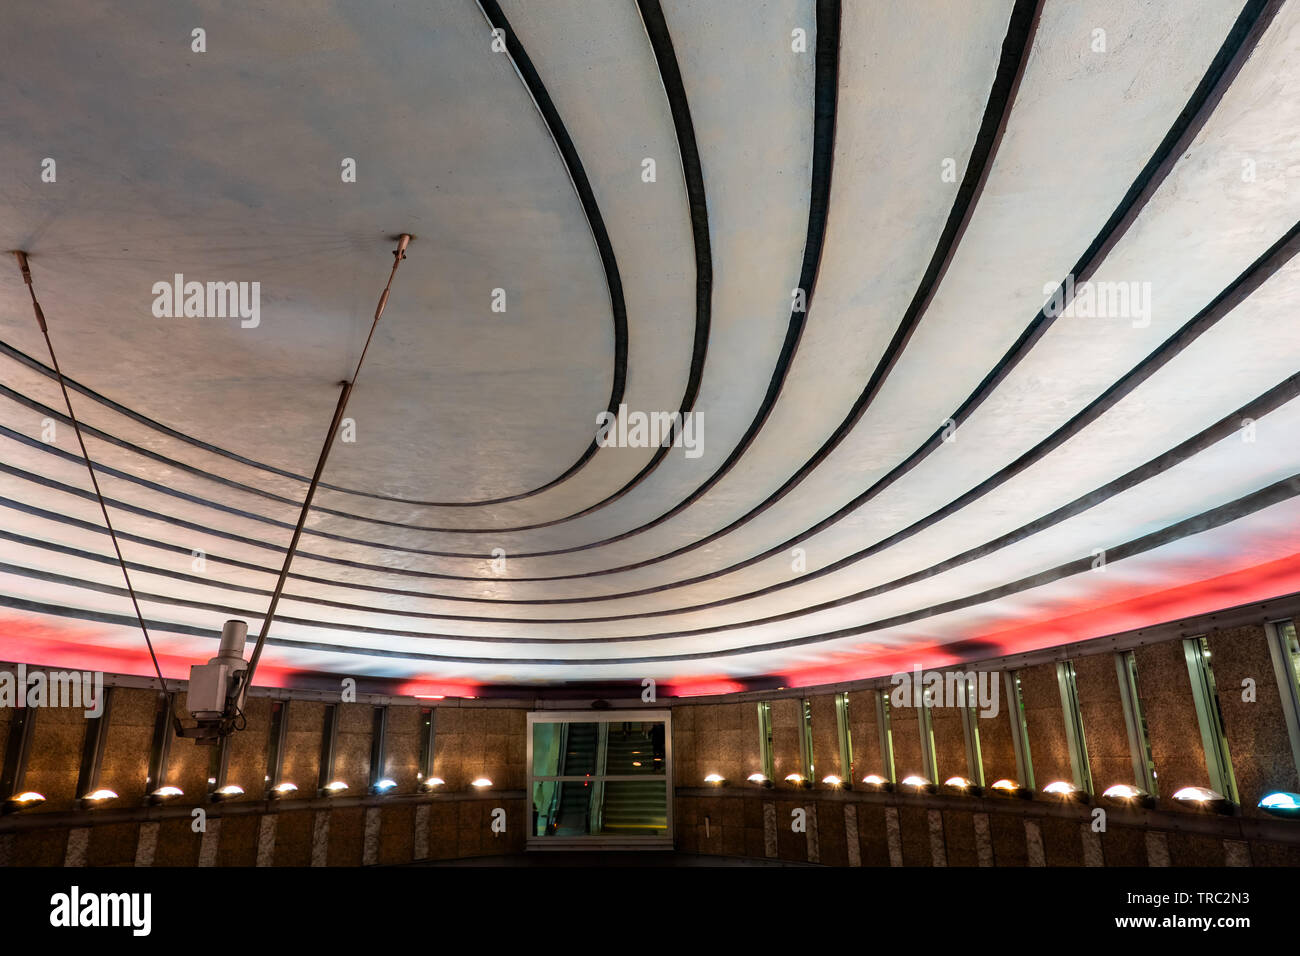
[12,252,172,704]
[239,234,412,708]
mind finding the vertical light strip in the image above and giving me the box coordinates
[317,703,340,796]
[1182,636,1239,804]
[145,691,174,797]
[918,698,938,783]
[959,676,985,787]
[874,691,896,783]
[1005,671,1034,789]
[265,700,289,794]
[368,706,389,792]
[75,685,114,801]
[207,723,231,797]
[757,701,775,780]
[1114,651,1158,795]
[1263,620,1300,781]
[1055,661,1093,793]
[418,706,437,783]
[834,692,853,781]
[798,698,815,781]
[0,705,36,799]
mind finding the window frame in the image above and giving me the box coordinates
[525,709,672,849]
[1182,636,1239,804]
[1264,619,1300,782]
[1055,660,1093,794]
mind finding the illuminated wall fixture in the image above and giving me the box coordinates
[471,777,493,789]
[421,777,445,792]
[990,778,1031,800]
[323,780,349,795]
[784,772,811,790]
[703,773,726,786]
[943,775,981,796]
[1042,780,1089,804]
[821,775,844,788]
[861,774,893,792]
[747,772,773,789]
[211,784,244,803]
[1172,785,1232,814]
[2,791,46,814]
[148,786,184,805]
[270,782,298,798]
[900,774,936,794]
[1101,783,1155,809]
[75,686,116,812]
[79,788,119,809]
[1258,791,1300,819]
[371,778,397,795]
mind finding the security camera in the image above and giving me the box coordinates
[177,620,250,742]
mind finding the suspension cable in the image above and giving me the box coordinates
[12,251,175,711]
[238,233,413,707]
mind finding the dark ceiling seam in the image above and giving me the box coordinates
[0,193,1290,611]
[0,0,1275,576]
[0,0,633,512]
[0,0,838,554]
[473,0,1283,582]
[0,0,718,534]
[3,204,1293,608]
[3,470,1298,667]
[5,352,1294,643]
[4,361,1296,645]
[0,1,1280,606]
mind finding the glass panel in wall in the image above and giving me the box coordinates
[528,713,671,844]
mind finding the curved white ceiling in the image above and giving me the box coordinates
[1,0,1298,693]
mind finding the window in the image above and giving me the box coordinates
[1182,636,1239,804]
[1005,671,1035,789]
[798,698,815,781]
[757,700,775,780]
[416,706,436,785]
[919,695,938,784]
[1284,620,1300,688]
[834,692,853,780]
[527,711,671,846]
[875,690,896,783]
[1264,619,1300,783]
[1115,650,1158,795]
[958,675,985,787]
[1055,661,1093,793]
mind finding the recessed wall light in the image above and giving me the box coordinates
[1172,785,1231,813]
[3,791,45,813]
[1259,791,1300,818]
[1101,783,1154,808]
[989,779,1031,799]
